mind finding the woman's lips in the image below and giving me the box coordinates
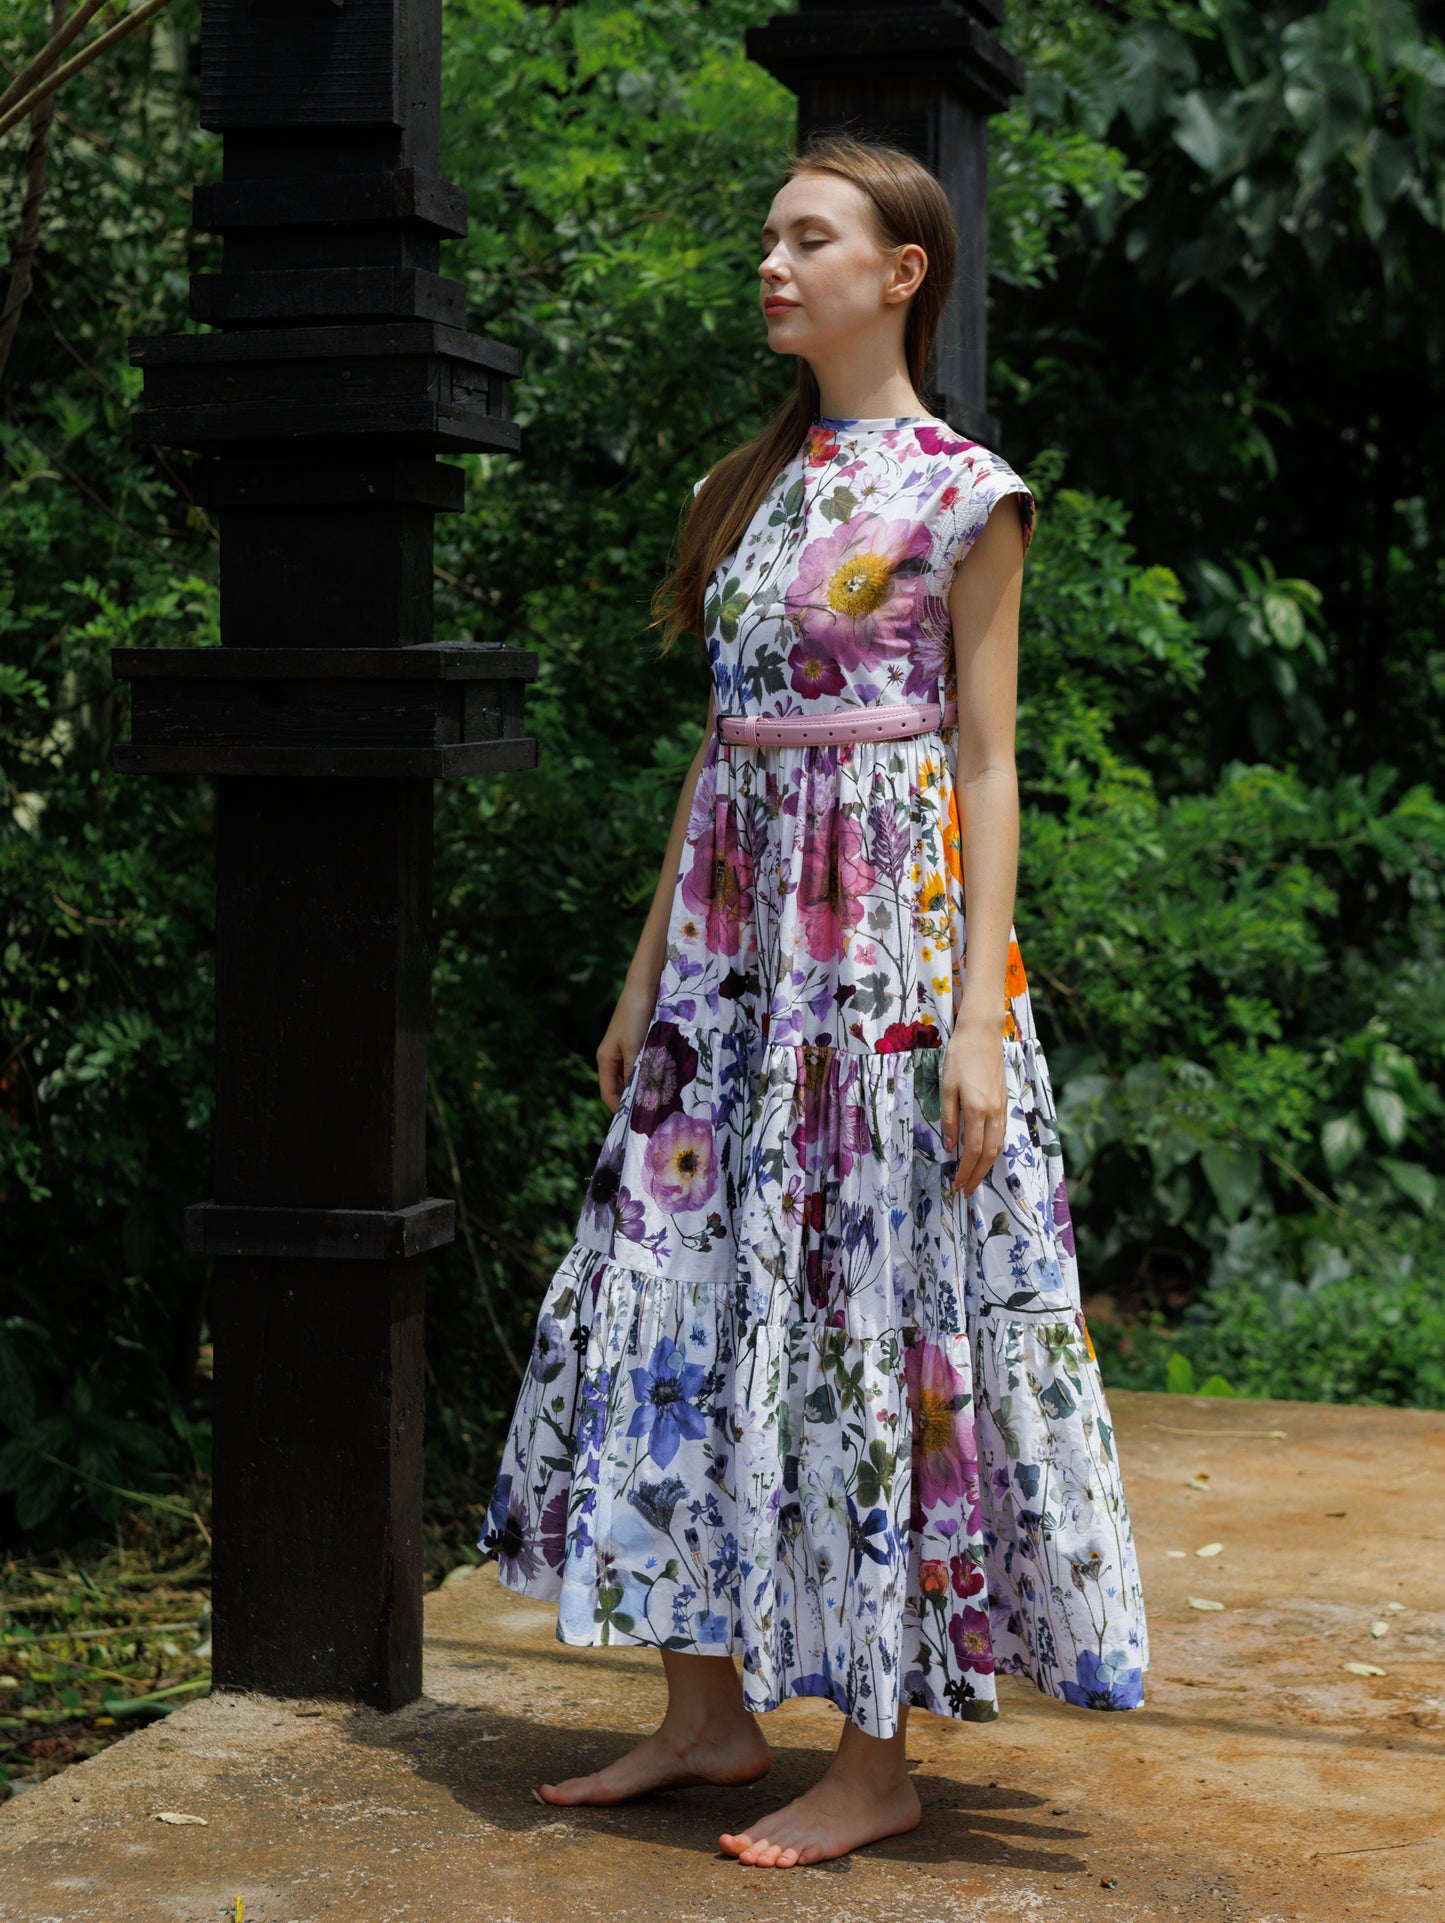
[763,298,799,314]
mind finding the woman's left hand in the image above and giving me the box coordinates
[941,1016,1007,1195]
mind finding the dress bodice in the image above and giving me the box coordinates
[696,413,1035,719]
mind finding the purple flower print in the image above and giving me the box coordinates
[643,1110,719,1213]
[614,1184,647,1242]
[582,1134,624,1230]
[626,1337,709,1468]
[528,1312,567,1384]
[628,1021,699,1138]
[480,1473,540,1584]
[1060,1647,1144,1710]
[788,632,847,699]
[785,513,933,673]
[1053,1175,1076,1258]
[901,615,951,702]
[538,1487,569,1573]
[798,812,877,962]
[948,1603,995,1674]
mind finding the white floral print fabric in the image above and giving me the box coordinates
[481,413,1150,1736]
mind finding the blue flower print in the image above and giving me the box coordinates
[1060,1646,1144,1710]
[846,1493,893,1578]
[626,1336,709,1468]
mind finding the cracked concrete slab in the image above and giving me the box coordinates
[2,1389,1442,1921]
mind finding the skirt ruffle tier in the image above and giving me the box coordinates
[482,1020,1150,1737]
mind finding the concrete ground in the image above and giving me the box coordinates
[2,1388,1443,1923]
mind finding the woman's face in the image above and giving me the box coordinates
[757,169,925,361]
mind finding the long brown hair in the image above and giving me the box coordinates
[649,132,960,656]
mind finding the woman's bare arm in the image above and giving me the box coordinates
[597,687,717,1111]
[941,499,1026,1190]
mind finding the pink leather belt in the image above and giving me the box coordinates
[715,696,958,748]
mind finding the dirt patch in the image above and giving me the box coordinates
[2,1389,1442,1922]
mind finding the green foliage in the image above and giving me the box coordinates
[0,0,1442,1554]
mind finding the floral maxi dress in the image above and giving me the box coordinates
[480,412,1150,1736]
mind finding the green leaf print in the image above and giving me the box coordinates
[804,1381,838,1426]
[719,593,749,644]
[855,1439,896,1508]
[596,1579,634,1641]
[852,970,897,1019]
[753,644,789,694]
[995,1394,1023,1461]
[819,485,860,524]
[916,1052,942,1130]
[768,477,806,527]
[1038,1376,1078,1420]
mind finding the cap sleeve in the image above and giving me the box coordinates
[936,450,1036,593]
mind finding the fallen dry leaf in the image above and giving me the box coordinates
[1386,1601,1407,1613]
[1370,1621,1389,1638]
[1195,1542,1224,1557]
[153,1812,208,1826]
[1164,1549,1187,1558]
[1186,1597,1225,1611]
[1342,1662,1387,1677]
[1185,1474,1211,1491]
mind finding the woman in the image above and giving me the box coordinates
[480,131,1149,1869]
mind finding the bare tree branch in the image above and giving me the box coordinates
[0,0,177,144]
[0,0,67,388]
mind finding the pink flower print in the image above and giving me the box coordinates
[904,1340,978,1522]
[643,1110,719,1213]
[798,811,877,963]
[789,1045,841,1177]
[785,513,933,673]
[916,424,977,458]
[680,799,754,957]
[788,633,847,699]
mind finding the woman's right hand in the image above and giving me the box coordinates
[596,974,658,1113]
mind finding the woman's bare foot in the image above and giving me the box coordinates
[538,1650,772,1807]
[719,1708,920,1866]
[719,1771,921,1865]
[538,1714,772,1806]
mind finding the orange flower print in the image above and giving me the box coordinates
[943,786,963,885]
[1005,939,1027,999]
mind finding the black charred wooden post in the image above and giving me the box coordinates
[746,0,1025,444]
[108,0,535,1708]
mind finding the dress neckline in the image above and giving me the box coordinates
[810,413,937,431]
